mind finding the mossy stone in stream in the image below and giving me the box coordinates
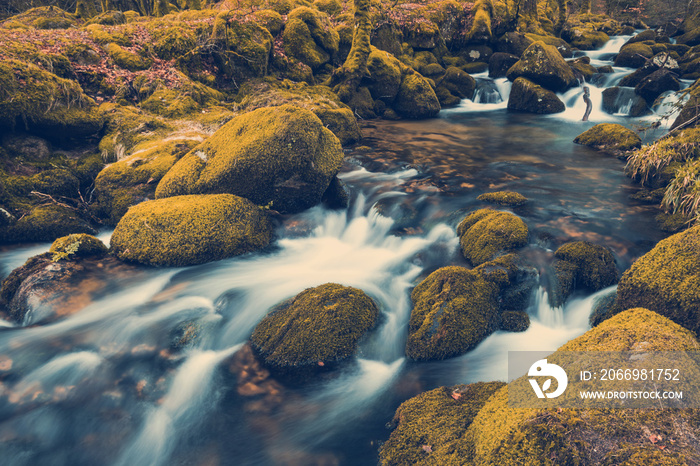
[457,208,528,266]
[393,72,441,119]
[574,123,641,151]
[378,381,506,466]
[477,191,528,207]
[438,67,476,100]
[499,310,530,332]
[507,77,565,114]
[2,205,95,244]
[366,46,403,103]
[614,43,654,68]
[110,194,272,267]
[601,87,649,117]
[50,234,108,262]
[551,241,619,307]
[506,41,577,92]
[250,283,379,375]
[155,105,344,214]
[616,225,700,334]
[465,308,700,466]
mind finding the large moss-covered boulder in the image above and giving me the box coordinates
[614,43,654,68]
[488,52,519,78]
[250,283,378,375]
[507,77,565,114]
[156,105,344,213]
[212,15,274,83]
[282,7,339,71]
[93,139,197,225]
[106,43,152,71]
[0,60,104,140]
[379,382,506,465]
[1,205,95,244]
[550,241,619,307]
[457,208,528,266]
[465,308,700,465]
[437,67,476,100]
[635,69,681,104]
[393,72,441,119]
[366,47,403,103]
[110,194,272,267]
[506,41,577,92]
[574,123,641,151]
[617,225,700,334]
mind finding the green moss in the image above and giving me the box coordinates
[111,194,272,267]
[407,266,501,360]
[139,77,223,119]
[568,29,610,50]
[0,59,103,140]
[467,0,493,43]
[252,9,284,36]
[457,208,528,266]
[151,25,196,60]
[85,24,131,46]
[211,13,273,84]
[366,47,402,103]
[506,41,577,93]
[500,310,530,332]
[507,77,565,114]
[106,43,152,72]
[379,382,506,466]
[314,0,342,15]
[2,7,76,30]
[466,308,700,465]
[552,241,619,307]
[97,103,171,163]
[50,233,108,261]
[156,105,344,213]
[2,205,95,244]
[615,43,654,68]
[250,283,378,372]
[574,123,642,152]
[616,225,700,334]
[283,7,339,71]
[94,139,198,225]
[394,72,440,119]
[477,191,528,206]
[86,11,127,26]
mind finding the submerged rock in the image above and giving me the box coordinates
[574,123,641,151]
[477,191,528,207]
[111,194,272,267]
[155,105,344,213]
[506,41,577,93]
[457,208,529,266]
[507,77,565,114]
[616,225,700,334]
[250,283,378,376]
[550,241,619,307]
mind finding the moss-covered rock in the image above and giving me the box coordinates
[566,29,610,51]
[614,43,654,68]
[393,72,441,119]
[507,77,565,114]
[506,41,577,92]
[551,241,619,307]
[616,225,700,334]
[211,14,273,84]
[93,139,197,225]
[366,47,403,103]
[574,123,642,151]
[379,382,506,465]
[282,7,339,71]
[155,105,344,213]
[488,52,519,78]
[1,7,76,30]
[500,310,530,332]
[110,194,272,267]
[567,56,597,82]
[0,60,104,140]
[671,80,700,130]
[1,204,95,244]
[465,308,700,465]
[437,67,476,100]
[406,266,501,360]
[105,43,152,71]
[457,208,528,266]
[635,69,681,104]
[49,234,108,262]
[477,191,528,206]
[250,283,378,374]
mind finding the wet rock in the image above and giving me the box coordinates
[1,134,52,160]
[616,225,700,334]
[507,77,565,114]
[437,67,476,100]
[601,87,649,117]
[567,56,597,82]
[0,254,143,324]
[499,310,530,332]
[457,208,529,266]
[488,52,519,78]
[250,283,378,378]
[49,233,108,261]
[156,105,344,214]
[379,382,505,465]
[614,43,654,68]
[366,47,403,103]
[550,241,619,308]
[589,290,617,327]
[634,69,681,104]
[476,191,528,207]
[506,41,577,93]
[574,123,642,151]
[393,72,441,119]
[111,194,272,267]
[321,176,349,209]
[496,32,533,57]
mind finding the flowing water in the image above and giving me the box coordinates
[0,35,690,465]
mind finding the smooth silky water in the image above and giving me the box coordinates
[0,35,687,465]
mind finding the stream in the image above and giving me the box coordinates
[0,34,690,465]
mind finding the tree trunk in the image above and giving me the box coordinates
[581,0,591,13]
[76,0,98,18]
[153,0,169,16]
[555,0,566,35]
[332,0,372,102]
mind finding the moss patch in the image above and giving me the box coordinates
[394,72,440,119]
[457,208,528,266]
[50,233,108,261]
[156,104,344,214]
[110,194,272,267]
[477,191,527,206]
[574,123,642,152]
[250,283,378,373]
[282,6,339,71]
